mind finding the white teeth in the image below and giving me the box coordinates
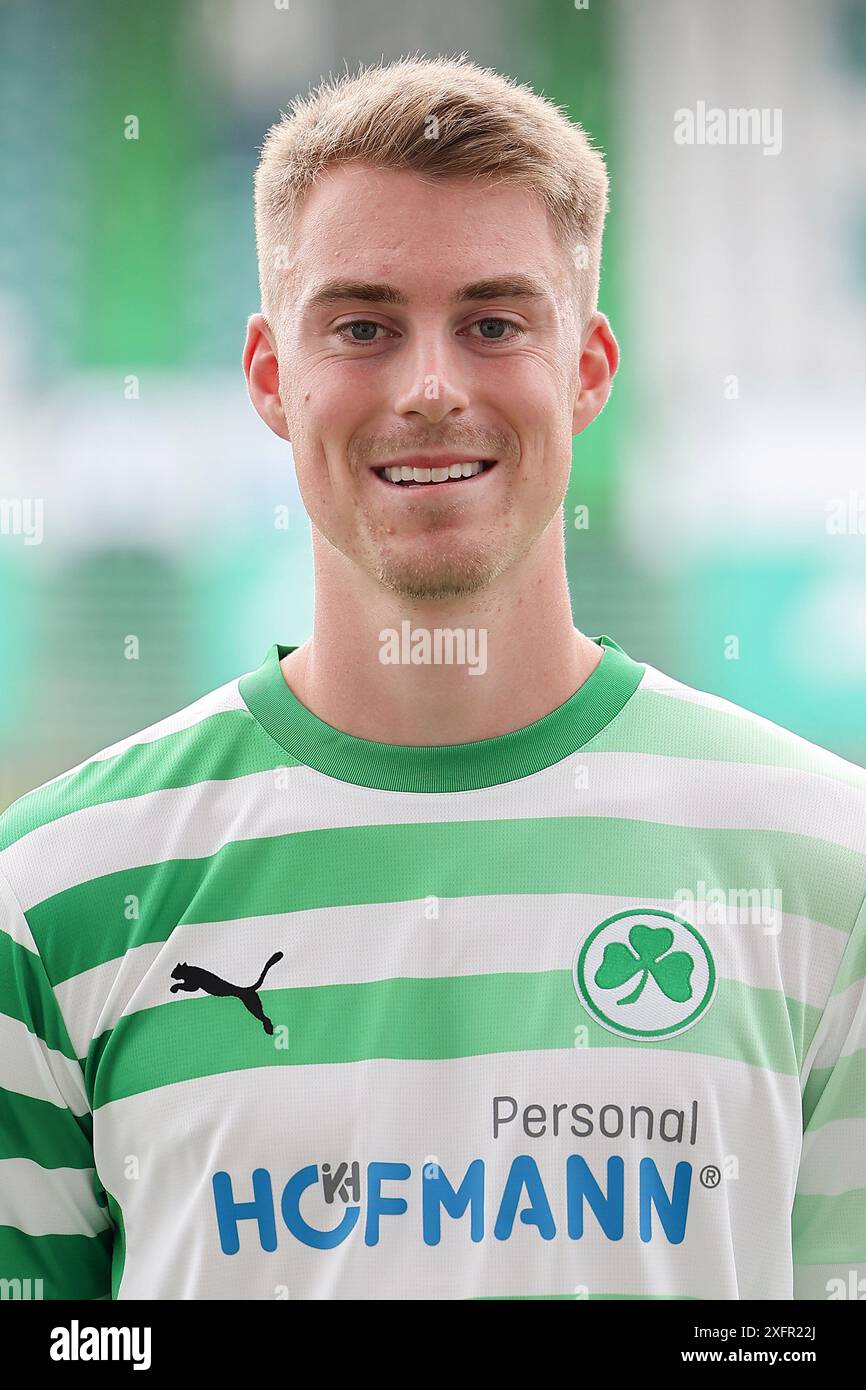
[381,461,489,484]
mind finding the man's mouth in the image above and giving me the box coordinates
[372,460,498,487]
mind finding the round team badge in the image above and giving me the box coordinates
[574,908,717,1040]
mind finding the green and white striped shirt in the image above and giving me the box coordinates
[1,634,864,1300]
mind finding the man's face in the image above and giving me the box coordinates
[246,162,617,601]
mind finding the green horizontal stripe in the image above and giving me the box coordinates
[27,818,866,986]
[793,1261,866,1298]
[0,710,291,852]
[802,1049,866,1128]
[0,1225,112,1299]
[792,1188,866,1263]
[0,1089,94,1166]
[86,972,812,1109]
[0,932,78,1060]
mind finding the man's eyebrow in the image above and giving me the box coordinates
[455,276,550,304]
[302,274,551,314]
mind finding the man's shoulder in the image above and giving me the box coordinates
[627,657,866,800]
[0,670,253,861]
[617,657,866,947]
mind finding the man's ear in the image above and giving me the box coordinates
[571,311,620,437]
[243,312,291,442]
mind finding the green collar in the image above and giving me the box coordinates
[239,634,644,793]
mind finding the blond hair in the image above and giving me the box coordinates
[253,52,610,335]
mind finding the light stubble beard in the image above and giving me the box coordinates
[367,512,543,602]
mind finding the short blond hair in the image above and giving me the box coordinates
[253,52,610,336]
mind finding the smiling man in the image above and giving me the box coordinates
[1,55,865,1303]
[245,144,617,743]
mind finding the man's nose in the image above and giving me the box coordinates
[391,332,472,420]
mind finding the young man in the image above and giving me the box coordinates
[1,55,864,1302]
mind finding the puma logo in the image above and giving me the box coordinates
[169,952,284,1034]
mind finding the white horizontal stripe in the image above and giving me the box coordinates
[0,867,37,954]
[797,1118,866,1196]
[0,1013,90,1115]
[3,749,865,912]
[98,1048,802,1300]
[0,1157,111,1237]
[55,892,844,1059]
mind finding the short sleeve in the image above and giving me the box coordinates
[792,888,866,1299]
[0,868,113,1298]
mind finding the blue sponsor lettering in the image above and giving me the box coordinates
[211,1156,694,1253]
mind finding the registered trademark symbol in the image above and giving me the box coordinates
[700,1165,721,1188]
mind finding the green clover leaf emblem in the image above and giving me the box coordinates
[594,924,694,1006]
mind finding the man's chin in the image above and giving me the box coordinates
[372,551,502,602]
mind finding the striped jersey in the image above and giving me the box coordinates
[1,633,865,1301]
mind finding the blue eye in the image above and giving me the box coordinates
[468,317,524,342]
[333,316,524,346]
[335,320,384,344]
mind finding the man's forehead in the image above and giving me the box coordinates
[288,163,565,304]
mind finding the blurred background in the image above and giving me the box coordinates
[1,0,864,809]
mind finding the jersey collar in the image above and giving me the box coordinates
[239,634,644,793]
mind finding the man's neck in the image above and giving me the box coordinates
[279,531,602,746]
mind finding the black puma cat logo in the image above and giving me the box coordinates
[169,952,284,1034]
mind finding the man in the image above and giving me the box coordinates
[1,54,864,1301]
